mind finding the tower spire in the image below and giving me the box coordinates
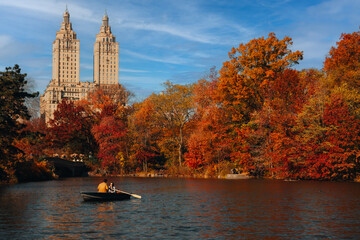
[63,5,70,24]
[102,9,109,27]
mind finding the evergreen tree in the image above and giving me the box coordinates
[0,65,38,181]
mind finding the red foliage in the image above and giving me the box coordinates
[48,99,93,154]
[292,94,360,180]
[91,116,127,172]
[314,94,359,180]
[324,31,360,73]
[269,69,306,113]
[49,100,86,140]
[239,70,301,176]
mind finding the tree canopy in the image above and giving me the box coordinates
[0,65,38,181]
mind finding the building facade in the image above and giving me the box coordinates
[40,9,119,123]
[94,13,119,85]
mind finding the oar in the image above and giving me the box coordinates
[116,189,142,199]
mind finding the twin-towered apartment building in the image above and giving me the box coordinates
[40,8,120,122]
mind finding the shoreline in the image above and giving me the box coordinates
[2,171,360,184]
[88,171,253,180]
[88,172,360,182]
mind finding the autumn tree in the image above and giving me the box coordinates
[217,33,303,124]
[253,69,322,178]
[149,81,195,168]
[0,65,38,181]
[320,94,360,180]
[79,85,133,173]
[91,116,127,174]
[129,99,162,172]
[48,99,95,157]
[287,30,360,180]
[324,30,360,89]
[13,118,48,161]
[293,93,360,180]
[81,84,131,121]
[184,68,231,175]
[215,33,303,175]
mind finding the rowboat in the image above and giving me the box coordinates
[81,191,131,202]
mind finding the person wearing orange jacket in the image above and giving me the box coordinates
[97,179,109,193]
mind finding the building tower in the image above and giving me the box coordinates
[52,7,80,85]
[40,9,122,124]
[93,11,119,85]
[40,8,87,123]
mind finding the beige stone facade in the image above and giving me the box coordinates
[94,13,119,86]
[53,9,80,85]
[40,9,119,123]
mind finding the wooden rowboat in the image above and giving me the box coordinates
[81,191,131,202]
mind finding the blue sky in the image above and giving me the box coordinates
[0,0,359,101]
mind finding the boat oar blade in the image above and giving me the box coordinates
[117,190,141,199]
[131,194,141,199]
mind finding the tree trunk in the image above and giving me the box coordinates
[178,128,183,167]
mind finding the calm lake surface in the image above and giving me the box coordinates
[0,177,359,239]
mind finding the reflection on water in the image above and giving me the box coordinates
[1,177,360,239]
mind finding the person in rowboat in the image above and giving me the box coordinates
[97,179,109,193]
[109,182,118,193]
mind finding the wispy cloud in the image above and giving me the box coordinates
[0,0,96,22]
[0,35,11,48]
[284,0,360,69]
[307,0,360,17]
[119,68,148,73]
[169,71,205,85]
[0,35,35,62]
[121,22,219,45]
[0,0,251,45]
[122,49,189,65]
[80,63,93,70]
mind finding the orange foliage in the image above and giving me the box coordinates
[185,70,231,171]
[129,99,161,172]
[217,33,303,123]
[80,85,128,121]
[9,31,360,181]
[324,30,360,88]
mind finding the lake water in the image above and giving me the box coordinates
[0,177,359,239]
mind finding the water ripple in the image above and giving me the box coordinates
[0,178,360,239]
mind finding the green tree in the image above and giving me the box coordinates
[0,65,38,181]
